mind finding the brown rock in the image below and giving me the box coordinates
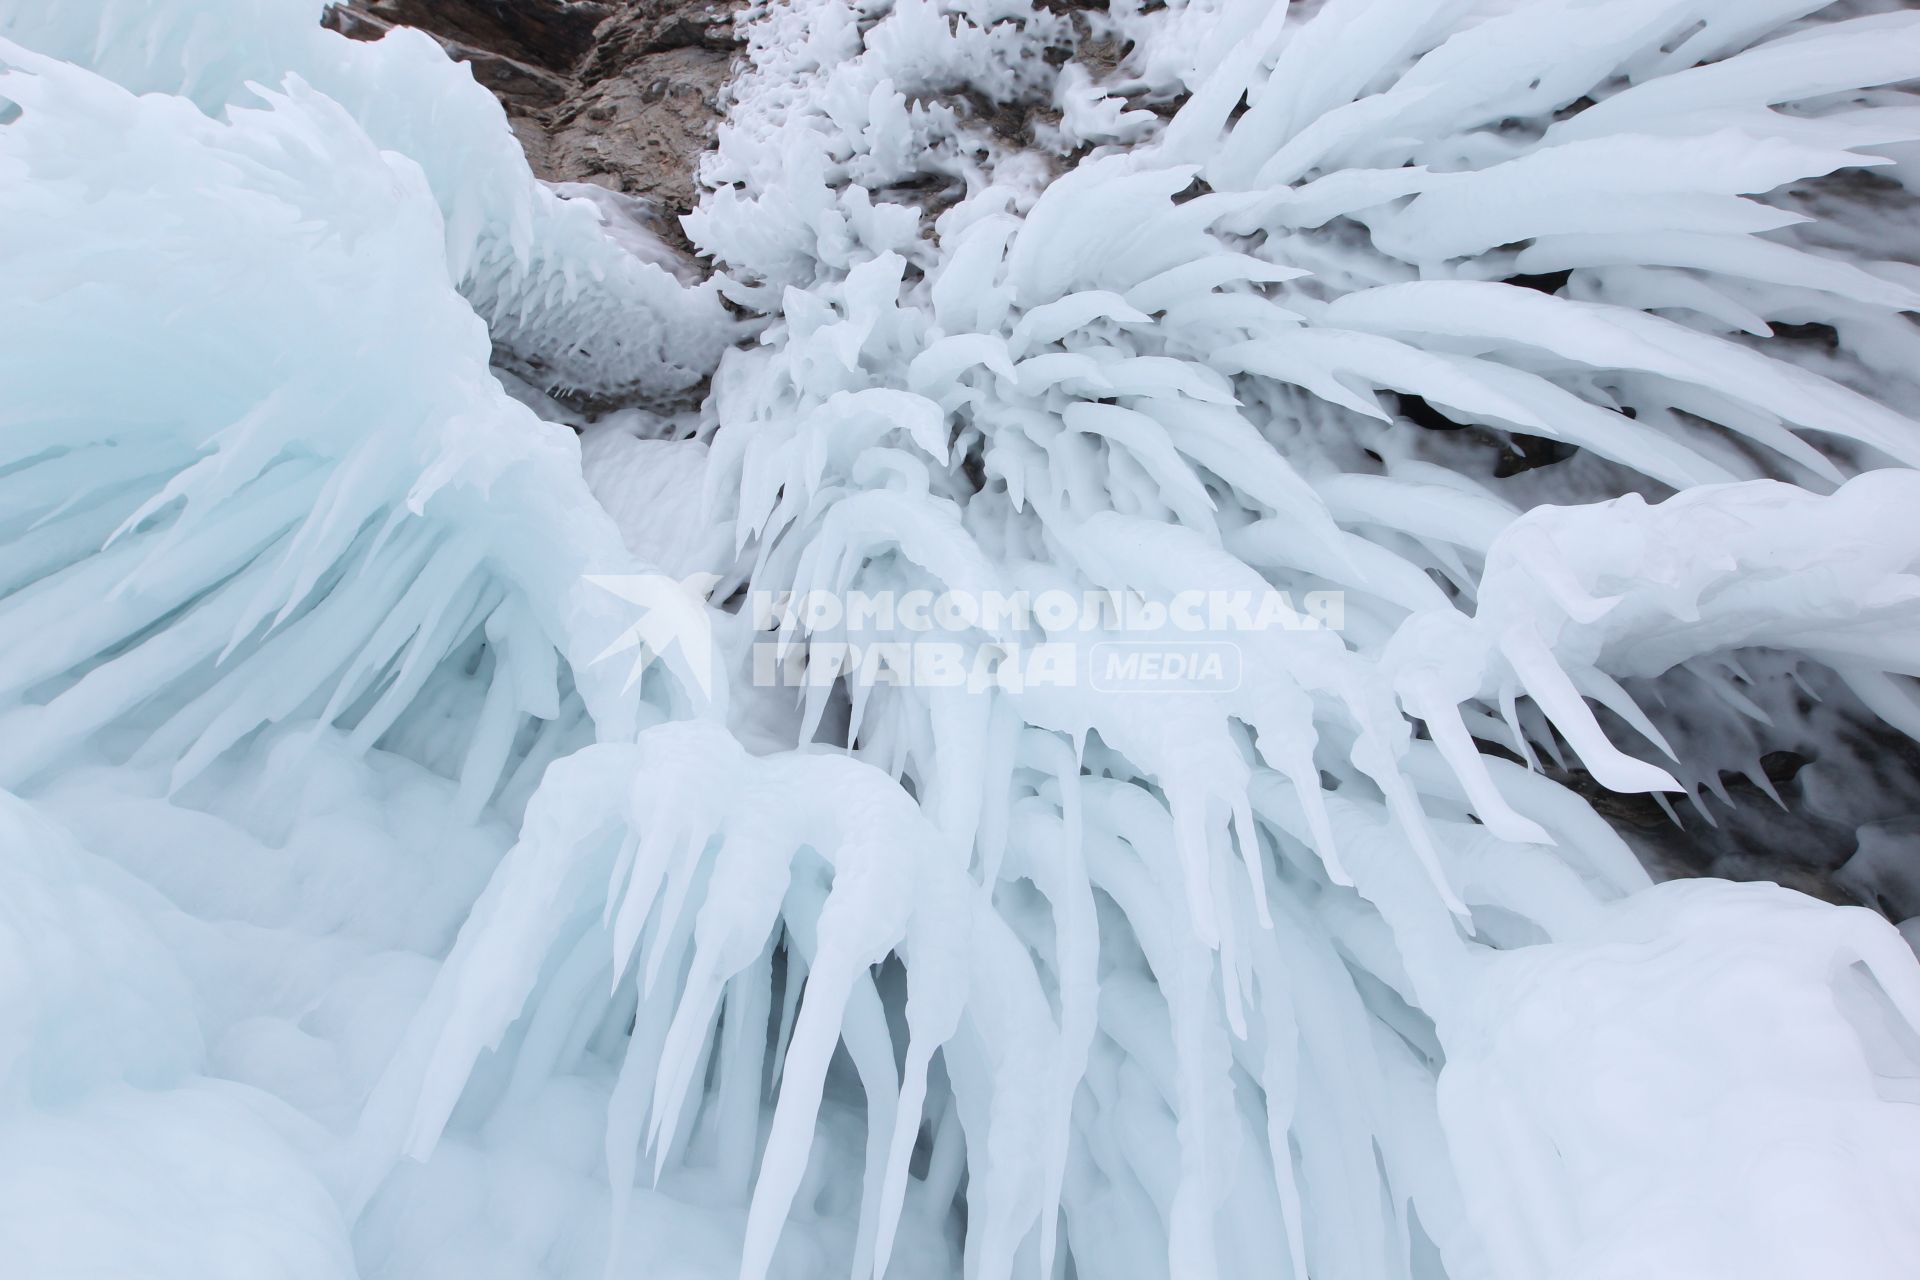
[577,0,741,83]
[322,0,744,250]
[328,0,612,75]
[545,44,732,233]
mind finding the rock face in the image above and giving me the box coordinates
[324,1,740,249]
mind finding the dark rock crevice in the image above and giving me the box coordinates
[324,0,743,252]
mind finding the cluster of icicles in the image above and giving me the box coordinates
[3,1,1920,1279]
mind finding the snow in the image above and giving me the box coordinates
[2,0,1920,1278]
[1443,881,1920,1280]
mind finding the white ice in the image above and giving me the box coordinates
[2,0,1920,1278]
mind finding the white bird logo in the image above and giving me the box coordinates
[584,571,724,700]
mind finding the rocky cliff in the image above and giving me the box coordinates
[324,0,741,251]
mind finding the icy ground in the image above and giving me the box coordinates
[4,1,1920,1278]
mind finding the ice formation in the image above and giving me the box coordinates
[4,1,1920,1278]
